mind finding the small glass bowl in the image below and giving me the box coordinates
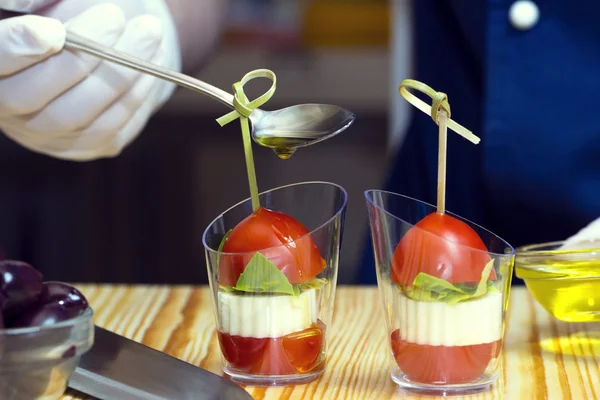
[0,307,94,400]
[515,241,600,322]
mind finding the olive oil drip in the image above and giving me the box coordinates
[254,136,300,159]
[217,69,278,211]
[274,149,294,160]
[398,79,481,214]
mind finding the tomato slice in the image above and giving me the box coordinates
[218,320,326,375]
[391,212,495,285]
[217,333,267,370]
[219,207,325,286]
[390,329,501,384]
[281,323,325,373]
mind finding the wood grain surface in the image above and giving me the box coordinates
[60,286,600,400]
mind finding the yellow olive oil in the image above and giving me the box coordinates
[272,148,295,159]
[539,331,600,356]
[255,137,315,160]
[515,258,600,322]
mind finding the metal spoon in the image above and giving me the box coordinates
[64,32,355,157]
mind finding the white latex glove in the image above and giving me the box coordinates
[0,0,181,160]
[560,217,600,250]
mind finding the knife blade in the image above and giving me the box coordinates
[68,326,252,400]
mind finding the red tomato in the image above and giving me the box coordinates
[219,207,325,286]
[218,320,325,375]
[391,212,495,285]
[390,329,501,384]
[282,322,325,373]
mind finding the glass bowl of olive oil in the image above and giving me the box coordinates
[515,241,600,322]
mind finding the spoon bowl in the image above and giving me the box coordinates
[251,104,355,157]
[64,32,355,156]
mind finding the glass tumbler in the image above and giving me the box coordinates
[365,190,515,395]
[203,181,347,386]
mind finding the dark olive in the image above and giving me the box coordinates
[37,281,88,317]
[10,302,71,328]
[8,282,88,329]
[0,260,43,318]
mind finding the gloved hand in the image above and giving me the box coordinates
[0,0,181,161]
[560,217,600,250]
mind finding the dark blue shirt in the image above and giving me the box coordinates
[358,0,600,284]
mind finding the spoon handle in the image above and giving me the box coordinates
[64,31,235,110]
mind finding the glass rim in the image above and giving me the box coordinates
[516,240,600,258]
[203,181,348,255]
[0,307,93,337]
[364,189,516,257]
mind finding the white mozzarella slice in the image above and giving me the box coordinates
[218,289,318,338]
[395,291,503,346]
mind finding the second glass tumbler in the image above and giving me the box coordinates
[365,190,515,395]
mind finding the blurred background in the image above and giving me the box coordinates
[0,0,413,284]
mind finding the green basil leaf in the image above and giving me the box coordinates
[402,283,473,304]
[295,278,328,292]
[473,258,495,297]
[215,229,232,267]
[487,280,500,294]
[217,230,231,253]
[235,252,296,295]
[218,284,238,294]
[401,258,496,304]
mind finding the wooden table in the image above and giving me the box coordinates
[61,286,600,400]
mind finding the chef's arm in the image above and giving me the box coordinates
[165,0,228,73]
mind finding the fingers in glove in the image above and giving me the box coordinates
[25,14,163,133]
[2,97,154,161]
[88,48,167,157]
[14,46,166,160]
[0,15,64,75]
[62,97,155,161]
[0,3,125,116]
[561,218,600,249]
[96,99,154,159]
[0,46,165,160]
[0,0,58,12]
